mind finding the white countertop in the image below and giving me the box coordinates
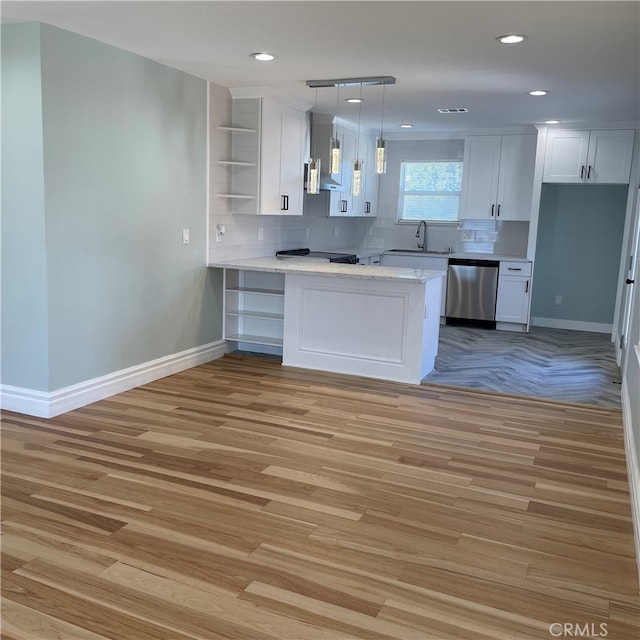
[382,250,530,262]
[333,246,529,262]
[207,256,445,284]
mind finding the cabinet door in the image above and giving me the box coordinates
[259,102,285,214]
[279,106,305,215]
[586,130,635,184]
[363,135,379,217]
[496,276,530,323]
[328,126,356,217]
[542,130,589,183]
[380,254,448,315]
[460,136,501,219]
[350,135,377,217]
[496,135,536,221]
[259,101,305,216]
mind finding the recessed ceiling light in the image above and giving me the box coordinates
[497,34,527,44]
[544,120,560,124]
[250,52,275,62]
[529,89,549,96]
[399,123,413,128]
[345,97,363,104]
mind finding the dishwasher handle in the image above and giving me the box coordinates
[448,258,500,268]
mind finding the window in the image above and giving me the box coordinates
[398,161,463,222]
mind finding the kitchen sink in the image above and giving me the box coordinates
[387,248,453,255]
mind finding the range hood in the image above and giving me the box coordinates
[319,173,343,191]
[309,112,345,192]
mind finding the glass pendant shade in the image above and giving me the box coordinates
[330,137,341,174]
[375,138,387,174]
[351,160,363,196]
[307,158,321,195]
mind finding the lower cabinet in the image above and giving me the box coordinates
[495,261,532,329]
[380,253,448,317]
[358,254,382,265]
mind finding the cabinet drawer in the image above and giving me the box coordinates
[499,261,531,276]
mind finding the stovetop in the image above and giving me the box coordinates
[275,248,358,264]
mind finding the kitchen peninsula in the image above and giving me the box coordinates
[208,257,445,384]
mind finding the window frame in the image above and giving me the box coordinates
[396,159,463,225]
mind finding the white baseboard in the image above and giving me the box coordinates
[530,317,613,334]
[621,381,640,590]
[0,339,230,419]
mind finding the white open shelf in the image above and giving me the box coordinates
[223,269,285,352]
[225,334,284,347]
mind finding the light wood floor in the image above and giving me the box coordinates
[2,355,638,639]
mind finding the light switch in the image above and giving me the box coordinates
[182,228,190,245]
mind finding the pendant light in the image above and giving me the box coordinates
[375,84,387,174]
[305,76,396,181]
[330,85,341,175]
[307,89,321,195]
[351,87,363,197]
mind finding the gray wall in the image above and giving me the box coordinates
[531,184,627,323]
[1,24,50,390]
[1,23,222,392]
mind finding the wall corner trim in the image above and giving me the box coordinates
[621,381,640,592]
[0,340,230,418]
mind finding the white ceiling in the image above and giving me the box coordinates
[3,1,639,135]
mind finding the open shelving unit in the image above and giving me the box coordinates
[223,269,285,352]
[216,100,261,214]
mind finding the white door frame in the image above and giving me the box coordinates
[619,189,640,369]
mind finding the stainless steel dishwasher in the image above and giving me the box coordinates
[446,258,499,328]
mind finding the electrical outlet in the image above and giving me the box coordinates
[182,228,190,245]
[334,227,340,237]
[215,224,225,243]
[258,228,264,241]
[367,226,373,236]
[555,295,562,305]
[461,229,474,241]
[305,228,310,239]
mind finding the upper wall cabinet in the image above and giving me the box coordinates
[460,134,537,221]
[218,98,306,215]
[309,114,379,218]
[329,126,379,218]
[542,129,635,184]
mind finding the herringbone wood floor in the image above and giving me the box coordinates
[2,355,638,639]
[424,326,621,408]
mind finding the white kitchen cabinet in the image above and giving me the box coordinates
[381,253,448,317]
[460,134,537,221]
[328,124,356,217]
[307,113,378,218]
[496,261,532,329]
[358,254,382,265]
[260,101,306,215]
[542,129,635,184]
[219,98,305,215]
[350,135,378,217]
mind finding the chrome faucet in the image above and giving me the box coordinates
[416,220,428,252]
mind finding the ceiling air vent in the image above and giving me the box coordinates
[437,107,469,114]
